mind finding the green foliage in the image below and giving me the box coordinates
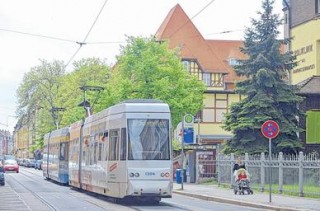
[172,139,181,151]
[16,59,66,152]
[223,0,304,154]
[109,36,206,127]
[58,57,111,126]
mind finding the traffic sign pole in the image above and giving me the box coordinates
[269,137,272,203]
[261,120,280,203]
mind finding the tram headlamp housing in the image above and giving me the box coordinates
[161,172,170,177]
[129,172,140,177]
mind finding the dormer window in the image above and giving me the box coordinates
[202,73,224,87]
[228,58,240,66]
[181,59,202,81]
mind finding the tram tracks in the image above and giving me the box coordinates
[8,171,58,211]
[8,168,185,211]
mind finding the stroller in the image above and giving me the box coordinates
[233,168,253,195]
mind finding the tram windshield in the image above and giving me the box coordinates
[128,119,170,160]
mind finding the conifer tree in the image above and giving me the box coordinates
[223,0,304,154]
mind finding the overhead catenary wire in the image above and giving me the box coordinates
[0,28,76,43]
[64,0,109,68]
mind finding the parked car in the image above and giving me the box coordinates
[0,166,5,185]
[3,159,19,173]
[25,159,36,168]
[34,160,42,170]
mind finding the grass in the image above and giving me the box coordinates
[200,180,320,199]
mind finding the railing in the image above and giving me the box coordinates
[197,152,320,197]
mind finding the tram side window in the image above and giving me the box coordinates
[98,143,103,161]
[120,128,126,160]
[100,132,109,161]
[109,129,119,161]
[94,142,98,164]
[59,143,68,161]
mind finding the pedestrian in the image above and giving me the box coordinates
[233,157,245,173]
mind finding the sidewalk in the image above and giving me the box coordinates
[173,182,320,211]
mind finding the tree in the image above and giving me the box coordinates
[223,0,304,154]
[16,59,66,154]
[109,36,206,127]
[58,57,111,125]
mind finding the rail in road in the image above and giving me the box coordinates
[2,167,268,211]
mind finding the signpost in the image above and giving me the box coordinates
[261,120,280,203]
[181,114,195,190]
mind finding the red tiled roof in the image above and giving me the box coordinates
[207,40,247,83]
[155,4,229,74]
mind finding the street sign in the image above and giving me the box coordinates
[183,128,195,144]
[261,120,280,139]
[261,120,280,203]
[183,114,194,128]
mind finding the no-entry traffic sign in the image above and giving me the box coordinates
[261,120,280,139]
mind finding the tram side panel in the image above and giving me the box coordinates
[69,120,83,188]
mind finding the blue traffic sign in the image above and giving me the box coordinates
[183,128,194,144]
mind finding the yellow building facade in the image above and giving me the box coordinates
[291,19,320,84]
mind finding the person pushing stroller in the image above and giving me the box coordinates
[233,158,253,195]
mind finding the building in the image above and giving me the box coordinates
[154,4,247,182]
[283,0,320,152]
[0,130,13,155]
[155,4,245,147]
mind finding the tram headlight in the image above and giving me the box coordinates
[129,172,140,177]
[161,172,170,177]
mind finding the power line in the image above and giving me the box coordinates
[168,0,216,38]
[0,27,124,45]
[0,28,76,43]
[65,0,109,68]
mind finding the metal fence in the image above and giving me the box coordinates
[197,152,320,197]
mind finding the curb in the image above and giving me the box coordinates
[173,190,307,211]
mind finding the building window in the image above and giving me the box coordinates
[212,73,224,87]
[201,73,224,87]
[182,60,190,71]
[228,58,240,66]
[202,94,228,123]
[203,73,211,86]
[202,108,215,122]
[317,0,320,14]
[182,59,202,81]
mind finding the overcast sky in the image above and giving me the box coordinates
[0,0,284,132]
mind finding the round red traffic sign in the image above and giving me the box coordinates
[261,120,280,139]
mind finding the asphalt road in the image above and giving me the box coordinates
[1,167,269,211]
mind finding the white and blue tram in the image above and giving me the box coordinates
[43,126,70,184]
[43,99,172,203]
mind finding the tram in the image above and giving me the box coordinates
[43,126,70,184]
[43,99,172,203]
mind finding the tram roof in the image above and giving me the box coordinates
[85,99,170,123]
